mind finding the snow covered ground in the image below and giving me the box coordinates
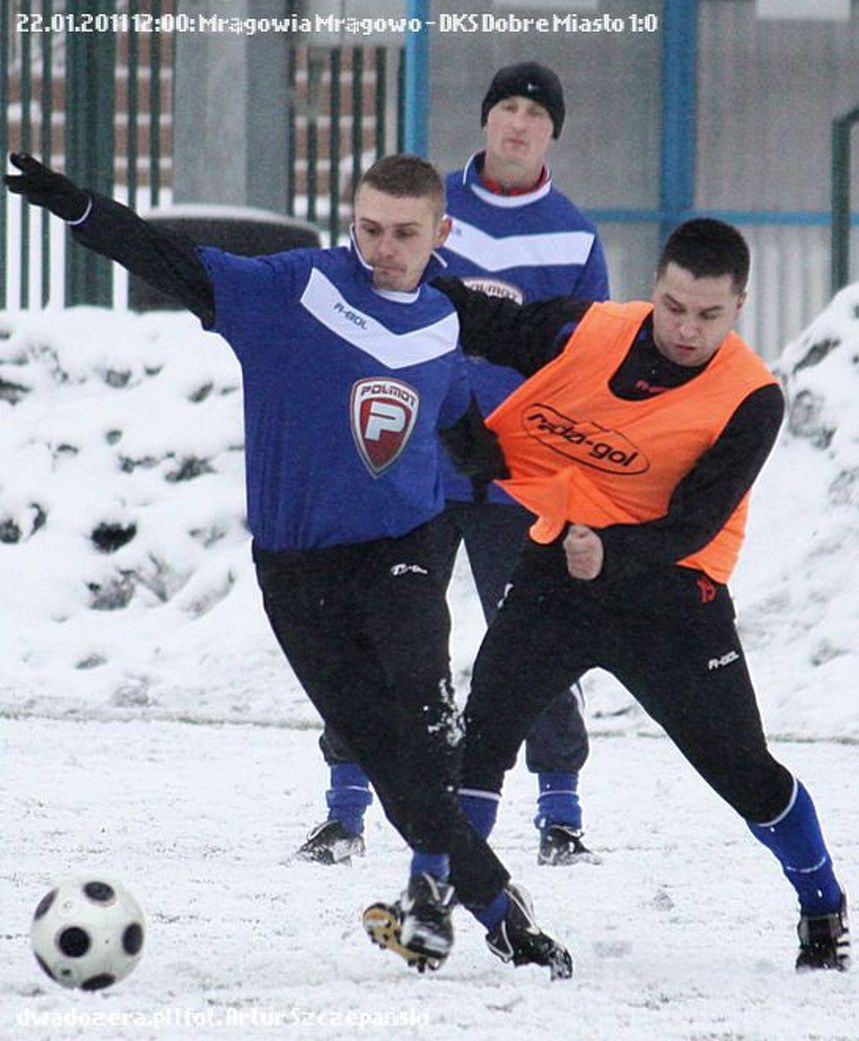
[2,722,857,1041]
[1,286,859,1039]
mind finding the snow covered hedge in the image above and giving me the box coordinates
[2,289,859,739]
[733,284,859,737]
[0,308,303,723]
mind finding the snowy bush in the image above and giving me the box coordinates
[0,308,301,723]
[3,289,859,739]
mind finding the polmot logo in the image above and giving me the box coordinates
[350,377,420,476]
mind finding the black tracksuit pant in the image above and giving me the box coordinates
[253,518,509,907]
[462,539,794,825]
[320,499,590,773]
[434,500,589,773]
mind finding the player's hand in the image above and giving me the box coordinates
[439,398,509,484]
[563,524,604,581]
[431,275,471,309]
[5,153,89,222]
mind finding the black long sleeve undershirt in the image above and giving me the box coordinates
[432,275,587,375]
[71,193,216,328]
[432,276,785,583]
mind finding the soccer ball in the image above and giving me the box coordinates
[30,877,145,990]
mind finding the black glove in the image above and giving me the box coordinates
[440,397,510,496]
[4,153,90,222]
[431,275,472,310]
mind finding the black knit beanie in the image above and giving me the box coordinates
[480,62,565,139]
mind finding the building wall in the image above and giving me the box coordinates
[696,0,859,356]
[697,0,859,213]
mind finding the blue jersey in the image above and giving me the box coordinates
[440,153,610,503]
[199,241,470,550]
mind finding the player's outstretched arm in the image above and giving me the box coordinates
[4,153,214,325]
[433,274,591,376]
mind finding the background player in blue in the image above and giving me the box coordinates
[300,62,611,869]
[6,151,572,977]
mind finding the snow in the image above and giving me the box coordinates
[1,286,859,1039]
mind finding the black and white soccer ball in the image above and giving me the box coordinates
[30,877,145,990]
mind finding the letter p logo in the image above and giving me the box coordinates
[365,401,406,441]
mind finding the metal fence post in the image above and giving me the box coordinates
[19,0,33,308]
[659,0,698,244]
[40,0,54,306]
[0,1,8,311]
[351,48,363,196]
[375,48,386,160]
[329,48,341,244]
[831,104,859,296]
[396,48,405,154]
[149,0,162,208]
[286,44,297,219]
[126,0,140,214]
[306,49,323,224]
[403,0,429,157]
[64,0,116,306]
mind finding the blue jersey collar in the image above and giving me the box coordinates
[461,151,554,208]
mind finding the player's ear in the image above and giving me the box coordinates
[435,215,453,249]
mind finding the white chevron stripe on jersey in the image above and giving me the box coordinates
[299,268,460,369]
[446,218,595,273]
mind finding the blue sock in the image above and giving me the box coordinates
[326,763,372,836]
[410,852,450,883]
[459,788,500,839]
[534,771,582,831]
[469,889,509,931]
[747,779,842,915]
